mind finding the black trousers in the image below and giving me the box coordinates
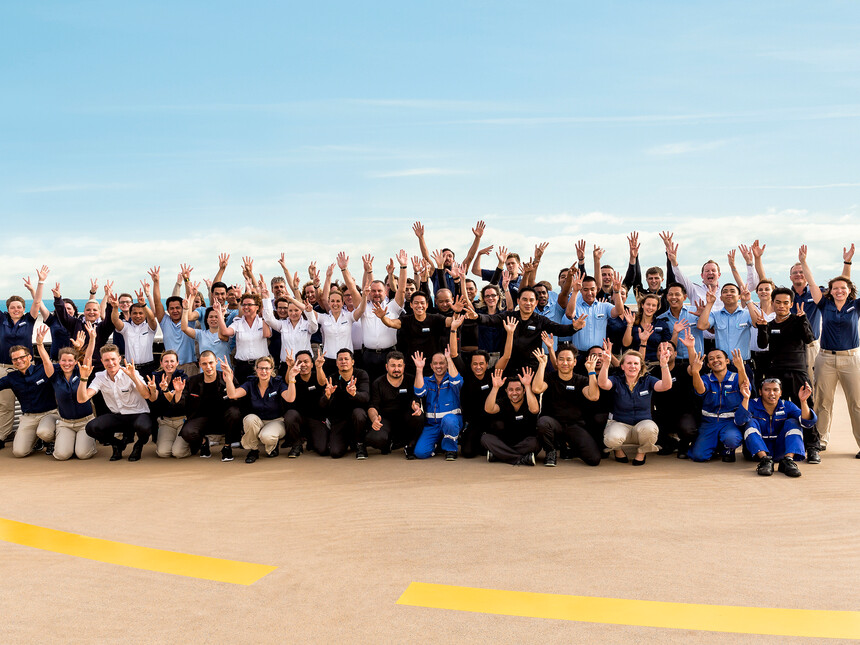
[233,359,257,384]
[654,411,699,453]
[86,413,154,448]
[362,347,395,384]
[179,406,242,450]
[368,410,425,452]
[459,417,491,458]
[537,416,602,466]
[283,410,326,449]
[481,433,540,465]
[317,409,368,458]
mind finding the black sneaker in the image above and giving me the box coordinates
[34,438,44,452]
[560,447,573,461]
[544,450,557,467]
[221,445,234,462]
[404,446,416,460]
[487,450,497,463]
[266,445,279,458]
[245,449,259,464]
[445,451,457,461]
[110,445,123,461]
[288,444,303,458]
[199,440,211,459]
[128,444,143,462]
[517,453,536,466]
[0,438,5,450]
[722,449,737,463]
[355,443,368,460]
[807,447,821,464]
[778,457,801,477]
[677,451,689,459]
[757,456,774,476]
[45,442,55,457]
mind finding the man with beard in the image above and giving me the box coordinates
[367,351,425,458]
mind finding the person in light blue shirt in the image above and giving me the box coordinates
[656,282,702,361]
[567,273,624,352]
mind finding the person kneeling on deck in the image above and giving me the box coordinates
[412,349,463,460]
[482,366,541,466]
[736,378,817,478]
[687,348,748,462]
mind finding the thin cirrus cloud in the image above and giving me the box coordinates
[367,168,470,179]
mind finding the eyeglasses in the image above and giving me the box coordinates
[10,355,28,362]
[256,366,272,372]
[241,303,256,308]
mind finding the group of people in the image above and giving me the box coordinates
[1,223,858,479]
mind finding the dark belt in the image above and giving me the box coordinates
[364,346,395,354]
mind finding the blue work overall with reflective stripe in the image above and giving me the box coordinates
[414,373,463,458]
[688,371,744,462]
[736,398,816,461]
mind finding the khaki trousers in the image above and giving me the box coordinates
[814,350,860,448]
[55,415,98,460]
[0,364,16,440]
[155,416,190,458]
[13,409,59,458]
[604,419,659,454]
[805,339,819,385]
[241,415,285,455]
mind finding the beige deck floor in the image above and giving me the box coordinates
[0,391,858,644]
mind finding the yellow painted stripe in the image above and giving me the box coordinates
[0,517,276,585]
[397,582,860,640]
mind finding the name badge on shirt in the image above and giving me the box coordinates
[565,385,576,391]
[724,385,733,390]
[308,386,316,391]
[421,327,430,333]
[847,306,855,313]
[638,391,648,396]
[480,384,490,390]
[515,415,524,421]
[654,326,663,332]
[71,376,78,383]
[142,330,150,335]
[36,379,45,385]
[738,322,748,328]
[398,388,408,394]
[121,388,131,393]
[775,411,785,416]
[527,325,536,331]
[771,329,781,335]
[268,392,277,398]
[671,377,676,382]
[17,321,26,327]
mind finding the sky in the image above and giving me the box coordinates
[2,1,859,297]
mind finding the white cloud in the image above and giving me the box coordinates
[647,140,727,156]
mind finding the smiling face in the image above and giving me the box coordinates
[58,350,77,373]
[646,271,663,291]
[505,256,519,275]
[580,279,598,305]
[241,298,259,319]
[328,292,343,314]
[430,353,447,377]
[534,285,549,308]
[129,304,147,325]
[167,300,183,322]
[600,267,614,289]
[10,348,31,373]
[760,380,781,406]
[621,354,642,380]
[505,380,524,405]
[212,286,228,305]
[271,281,287,298]
[296,353,313,376]
[706,350,727,373]
[7,300,24,320]
[160,352,178,374]
[336,351,354,375]
[435,290,453,312]
[641,296,659,318]
[556,348,576,374]
[465,280,477,302]
[411,294,428,316]
[720,284,739,308]
[470,354,488,378]
[101,350,121,377]
[701,262,720,286]
[83,302,100,322]
[756,282,773,301]
[118,295,133,313]
[518,291,536,315]
[666,286,685,311]
[369,281,386,305]
[830,279,850,303]
[789,263,806,289]
[199,354,217,377]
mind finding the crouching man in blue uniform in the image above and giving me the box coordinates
[412,349,463,460]
[688,348,748,462]
[736,377,817,478]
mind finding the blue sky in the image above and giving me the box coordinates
[2,1,859,295]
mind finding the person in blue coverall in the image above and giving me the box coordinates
[735,377,817,478]
[688,347,749,462]
[412,348,463,460]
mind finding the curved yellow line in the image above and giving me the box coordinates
[0,517,276,585]
[397,582,860,639]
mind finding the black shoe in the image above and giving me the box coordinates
[820,445,827,451]
[355,443,368,460]
[778,457,801,477]
[517,453,536,466]
[110,445,124,461]
[544,450,557,467]
[245,449,259,464]
[676,451,689,460]
[487,450,497,463]
[199,440,211,458]
[631,455,646,466]
[614,453,629,464]
[807,447,821,464]
[267,445,279,458]
[722,450,737,463]
[560,447,573,461]
[221,445,234,462]
[757,456,774,476]
[404,446,416,460]
[45,442,55,457]
[657,445,675,456]
[128,444,143,462]
[34,438,44,452]
[445,451,457,461]
[288,444,302,458]
[0,438,5,450]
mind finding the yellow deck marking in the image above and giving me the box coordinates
[0,517,276,585]
[397,582,860,639]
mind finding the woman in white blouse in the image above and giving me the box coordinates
[216,292,271,382]
[261,288,319,377]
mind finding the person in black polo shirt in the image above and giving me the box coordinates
[650,337,700,459]
[179,351,242,462]
[450,315,516,458]
[483,366,541,465]
[223,355,297,463]
[0,327,59,457]
[144,350,189,458]
[533,343,601,467]
[319,349,371,459]
[35,324,98,460]
[758,287,819,462]
[282,349,328,457]
[367,351,424,457]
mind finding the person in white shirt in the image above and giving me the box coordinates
[78,344,154,462]
[216,292,271,382]
[110,292,157,377]
[261,292,319,376]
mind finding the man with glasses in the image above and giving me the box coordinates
[736,377,817,478]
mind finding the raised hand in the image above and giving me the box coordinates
[727,249,737,267]
[84,321,96,337]
[490,368,506,388]
[740,380,751,400]
[602,338,613,360]
[799,382,812,401]
[679,329,696,350]
[36,265,50,282]
[639,323,654,343]
[575,239,586,261]
[147,266,160,283]
[623,309,635,326]
[362,254,374,273]
[751,240,766,258]
[412,351,425,370]
[451,295,468,313]
[324,377,337,398]
[472,220,486,237]
[689,350,703,373]
[627,232,640,259]
[288,364,301,380]
[146,375,158,393]
[315,346,326,368]
[532,348,548,366]
[657,343,670,366]
[346,377,357,397]
[336,252,349,271]
[450,313,464,331]
[705,285,718,305]
[541,330,554,349]
[731,349,745,371]
[172,377,185,396]
[496,245,509,264]
[411,400,422,416]
[160,373,170,391]
[534,241,549,261]
[572,313,588,330]
[431,249,445,268]
[180,263,194,280]
[22,276,35,296]
[503,317,519,334]
[412,221,425,238]
[593,245,604,262]
[71,330,86,350]
[673,319,690,335]
[798,245,808,263]
[51,282,62,299]
[518,366,534,386]
[218,253,230,269]
[396,249,408,267]
[219,357,233,376]
[584,354,599,373]
[738,244,753,265]
[90,278,99,294]
[844,243,856,263]
[79,362,93,379]
[35,324,49,345]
